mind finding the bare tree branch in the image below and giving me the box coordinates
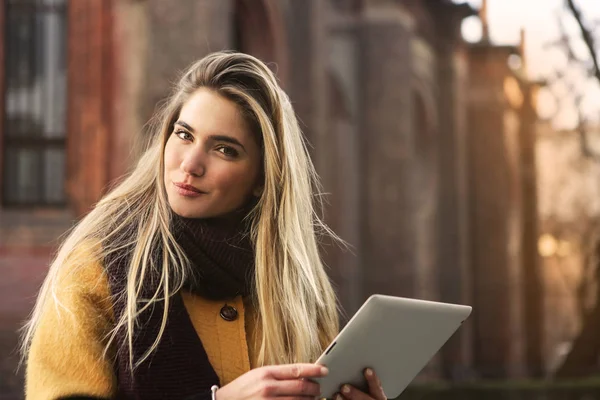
[546,0,600,161]
[566,0,600,82]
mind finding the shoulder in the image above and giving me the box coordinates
[56,239,103,282]
[52,239,112,309]
[26,242,118,399]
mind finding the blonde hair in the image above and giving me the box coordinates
[20,51,340,371]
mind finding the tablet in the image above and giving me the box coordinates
[313,294,472,399]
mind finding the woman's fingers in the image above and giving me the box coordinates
[265,378,322,397]
[333,368,386,400]
[267,363,329,380]
[259,363,328,397]
[364,368,386,399]
[333,384,371,400]
[260,364,386,399]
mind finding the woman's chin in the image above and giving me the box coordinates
[169,203,208,219]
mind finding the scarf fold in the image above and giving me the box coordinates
[172,213,255,300]
[105,210,255,400]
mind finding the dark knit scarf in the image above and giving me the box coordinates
[104,210,255,400]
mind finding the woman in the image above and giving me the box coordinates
[21,52,386,400]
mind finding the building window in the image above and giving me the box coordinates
[2,0,67,206]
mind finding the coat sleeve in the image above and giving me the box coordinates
[25,243,117,400]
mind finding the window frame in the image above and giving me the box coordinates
[1,0,68,208]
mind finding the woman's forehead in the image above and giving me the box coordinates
[178,88,252,141]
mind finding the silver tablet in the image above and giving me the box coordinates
[313,294,472,399]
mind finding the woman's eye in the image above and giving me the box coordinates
[217,146,239,158]
[175,130,192,141]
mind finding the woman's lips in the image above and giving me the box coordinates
[173,182,206,198]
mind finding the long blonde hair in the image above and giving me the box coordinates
[20,51,340,371]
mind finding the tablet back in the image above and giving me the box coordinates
[314,294,472,399]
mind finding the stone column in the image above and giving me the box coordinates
[358,3,418,299]
[430,1,475,380]
[520,80,544,377]
[324,3,364,319]
[467,44,527,378]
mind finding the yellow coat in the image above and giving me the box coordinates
[25,243,261,400]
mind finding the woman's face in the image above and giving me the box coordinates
[164,88,262,219]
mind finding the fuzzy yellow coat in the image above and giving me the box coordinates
[25,243,261,400]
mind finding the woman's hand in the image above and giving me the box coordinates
[215,363,328,399]
[332,368,387,400]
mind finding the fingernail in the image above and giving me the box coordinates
[366,368,373,376]
[335,395,343,400]
[321,366,329,375]
[342,385,351,394]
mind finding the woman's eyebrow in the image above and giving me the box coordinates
[174,120,195,132]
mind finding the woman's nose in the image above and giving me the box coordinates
[180,149,206,177]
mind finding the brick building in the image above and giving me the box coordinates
[0,0,547,397]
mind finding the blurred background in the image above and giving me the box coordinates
[2,0,600,398]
